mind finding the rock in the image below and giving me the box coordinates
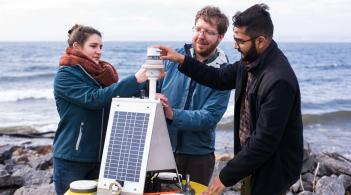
[0,145,18,163]
[11,165,52,186]
[317,161,333,176]
[14,183,55,195]
[27,145,52,155]
[223,190,240,195]
[302,155,316,173]
[301,182,313,192]
[4,163,27,174]
[298,191,313,195]
[224,183,241,193]
[0,164,23,187]
[0,164,10,187]
[2,159,14,166]
[12,147,38,162]
[300,173,314,191]
[289,175,314,193]
[11,147,25,156]
[338,174,351,190]
[0,188,17,195]
[315,175,345,195]
[11,154,29,164]
[29,154,52,170]
[317,153,351,177]
[290,180,301,193]
[302,173,314,183]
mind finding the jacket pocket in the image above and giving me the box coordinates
[75,122,84,151]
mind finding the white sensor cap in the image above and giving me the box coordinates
[147,47,160,57]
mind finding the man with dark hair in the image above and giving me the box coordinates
[156,4,303,194]
[154,6,231,185]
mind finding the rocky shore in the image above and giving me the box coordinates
[213,141,351,195]
[0,137,350,195]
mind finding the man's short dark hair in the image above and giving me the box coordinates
[232,3,274,38]
[195,6,229,35]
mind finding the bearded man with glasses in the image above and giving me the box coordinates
[156,3,303,195]
[152,6,231,185]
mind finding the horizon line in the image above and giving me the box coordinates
[1,40,351,44]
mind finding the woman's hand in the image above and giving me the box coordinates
[134,68,148,83]
[135,67,165,84]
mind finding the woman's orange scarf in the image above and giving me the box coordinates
[59,48,118,87]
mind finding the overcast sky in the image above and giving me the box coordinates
[1,0,350,42]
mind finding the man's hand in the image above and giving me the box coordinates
[153,45,185,65]
[202,176,225,195]
[156,93,174,120]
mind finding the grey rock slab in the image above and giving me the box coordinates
[0,145,18,163]
[11,165,52,186]
[14,183,55,195]
[317,153,351,177]
[315,175,345,195]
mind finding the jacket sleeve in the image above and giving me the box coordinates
[219,80,298,186]
[171,89,230,131]
[178,56,238,90]
[54,66,140,110]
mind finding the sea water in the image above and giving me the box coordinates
[0,41,350,156]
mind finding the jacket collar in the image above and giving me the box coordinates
[184,44,228,68]
[243,40,278,74]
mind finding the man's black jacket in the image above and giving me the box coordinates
[178,41,303,194]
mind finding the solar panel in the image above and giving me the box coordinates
[98,98,177,195]
[103,111,150,182]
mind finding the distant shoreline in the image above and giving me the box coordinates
[1,41,351,44]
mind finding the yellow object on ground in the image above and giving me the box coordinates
[64,190,94,195]
[187,180,208,195]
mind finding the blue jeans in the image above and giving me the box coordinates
[53,157,100,195]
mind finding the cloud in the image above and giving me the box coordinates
[0,0,350,42]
